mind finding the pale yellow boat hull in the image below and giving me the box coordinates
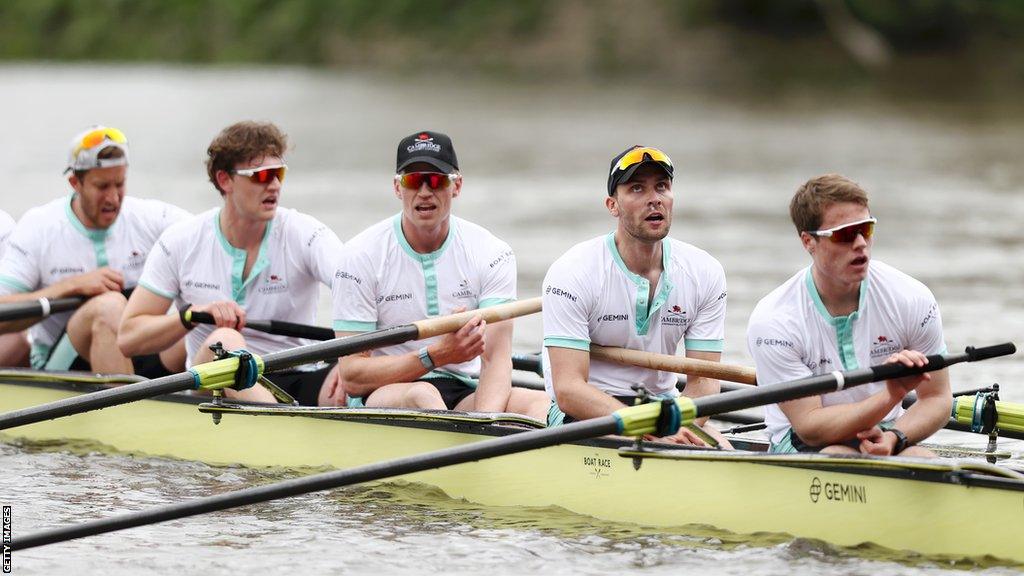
[1,379,1022,565]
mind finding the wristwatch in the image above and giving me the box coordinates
[178,302,194,330]
[889,428,909,454]
[417,347,435,371]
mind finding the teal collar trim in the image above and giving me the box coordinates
[215,208,273,304]
[805,268,867,370]
[606,232,674,336]
[65,194,110,267]
[393,214,453,316]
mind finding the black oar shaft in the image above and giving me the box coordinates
[691,347,997,418]
[0,372,195,430]
[0,324,418,430]
[187,312,335,341]
[0,299,543,430]
[0,297,84,322]
[11,417,615,550]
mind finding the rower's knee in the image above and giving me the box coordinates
[81,291,127,335]
[205,328,246,350]
[403,382,444,410]
[821,444,859,455]
[194,328,247,363]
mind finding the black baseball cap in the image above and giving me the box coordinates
[607,145,674,196]
[396,130,459,173]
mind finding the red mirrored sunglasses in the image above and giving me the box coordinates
[232,164,287,184]
[807,217,877,243]
[396,172,457,190]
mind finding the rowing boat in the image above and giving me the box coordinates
[1,370,1022,564]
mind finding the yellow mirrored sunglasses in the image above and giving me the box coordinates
[75,127,128,152]
[613,147,672,174]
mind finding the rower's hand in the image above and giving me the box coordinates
[884,349,930,399]
[64,267,124,296]
[319,364,347,407]
[857,426,896,456]
[428,308,486,367]
[644,428,708,447]
[191,300,247,330]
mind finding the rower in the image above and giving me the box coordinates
[119,121,344,405]
[0,126,190,375]
[747,174,951,456]
[331,130,552,422]
[0,209,29,366]
[542,145,731,446]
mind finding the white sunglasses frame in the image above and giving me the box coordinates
[807,217,878,240]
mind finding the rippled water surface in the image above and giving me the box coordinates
[1,65,1023,574]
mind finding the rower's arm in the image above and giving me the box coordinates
[889,367,951,445]
[473,318,513,413]
[337,316,486,397]
[0,269,124,333]
[548,346,627,419]
[682,349,722,427]
[334,332,427,397]
[118,286,186,357]
[780,385,906,446]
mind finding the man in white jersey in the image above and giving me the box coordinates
[0,126,189,375]
[0,209,29,366]
[747,174,950,456]
[119,121,344,405]
[332,130,551,422]
[542,145,730,446]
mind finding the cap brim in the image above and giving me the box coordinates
[397,156,456,174]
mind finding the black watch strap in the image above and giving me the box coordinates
[178,302,194,330]
[889,427,909,454]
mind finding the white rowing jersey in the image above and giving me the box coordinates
[542,233,727,398]
[0,210,15,259]
[748,261,946,447]
[139,207,343,366]
[0,194,190,355]
[332,214,516,383]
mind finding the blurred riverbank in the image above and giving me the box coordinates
[3,0,1024,100]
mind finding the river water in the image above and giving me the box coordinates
[1,64,1022,575]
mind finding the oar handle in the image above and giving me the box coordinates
[591,345,757,385]
[187,312,335,341]
[413,297,541,339]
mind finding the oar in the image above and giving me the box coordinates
[715,385,1024,441]
[0,296,84,322]
[510,352,754,392]
[184,317,552,393]
[10,343,1013,551]
[0,298,542,430]
[591,345,757,385]
[184,311,335,341]
[514,348,757,386]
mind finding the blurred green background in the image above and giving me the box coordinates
[3,0,1022,93]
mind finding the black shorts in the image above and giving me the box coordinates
[264,364,334,406]
[561,394,638,424]
[67,353,174,380]
[421,375,476,410]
